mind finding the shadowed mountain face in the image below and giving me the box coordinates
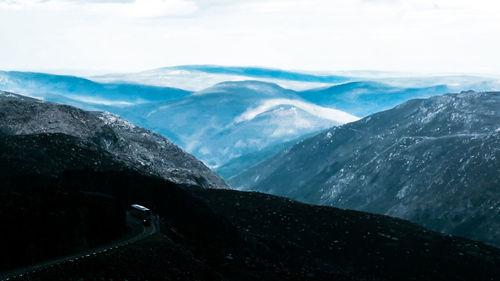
[0,132,131,271]
[0,133,123,177]
[230,91,500,247]
[0,176,126,272]
[1,129,500,280]
[0,91,228,188]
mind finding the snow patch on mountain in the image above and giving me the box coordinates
[235,99,360,124]
[98,111,137,131]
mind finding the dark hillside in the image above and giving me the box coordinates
[0,181,126,272]
[1,91,499,280]
[230,91,500,248]
[3,170,500,281]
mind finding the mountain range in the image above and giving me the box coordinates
[0,70,191,107]
[92,65,500,93]
[110,81,358,168]
[230,91,500,247]
[92,65,351,91]
[298,81,451,116]
[1,66,499,178]
[1,90,499,280]
[0,71,360,171]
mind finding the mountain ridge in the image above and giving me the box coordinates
[230,91,500,247]
[0,70,191,107]
[2,69,497,179]
[0,91,228,189]
[298,81,451,116]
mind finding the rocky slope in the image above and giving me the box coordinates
[230,91,500,247]
[4,170,500,281]
[0,91,228,188]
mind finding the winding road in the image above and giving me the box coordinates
[0,212,159,281]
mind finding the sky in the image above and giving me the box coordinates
[0,0,500,75]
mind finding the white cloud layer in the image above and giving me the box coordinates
[235,99,360,124]
[1,0,500,75]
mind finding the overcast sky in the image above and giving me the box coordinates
[1,0,499,75]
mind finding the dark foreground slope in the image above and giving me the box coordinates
[3,170,500,281]
[0,178,126,272]
[230,91,500,247]
[0,132,135,272]
[1,91,499,280]
[0,134,499,280]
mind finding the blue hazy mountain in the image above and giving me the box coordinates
[92,65,352,91]
[110,81,359,168]
[298,81,452,116]
[0,70,357,173]
[2,68,499,180]
[165,65,350,83]
[0,71,191,107]
[92,65,500,93]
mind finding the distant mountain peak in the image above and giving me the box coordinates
[153,65,350,83]
[234,98,359,124]
[195,80,293,96]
